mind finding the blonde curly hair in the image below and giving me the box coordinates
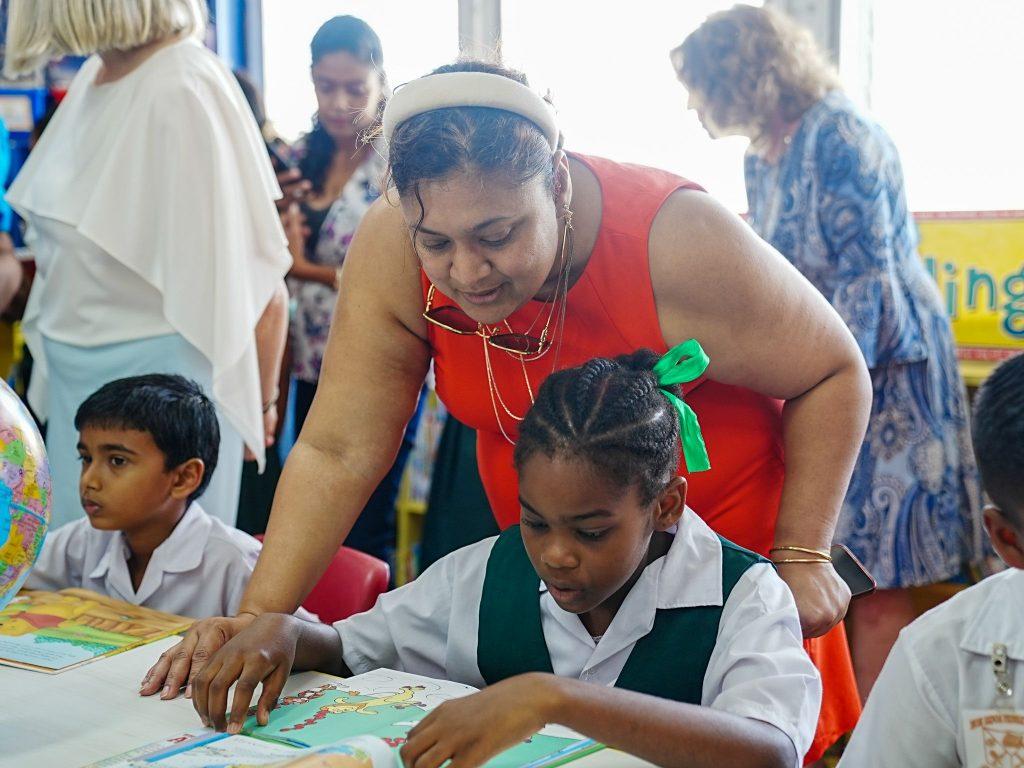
[671,4,840,146]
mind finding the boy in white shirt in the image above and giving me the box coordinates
[840,352,1024,768]
[189,347,821,768]
[26,375,276,621]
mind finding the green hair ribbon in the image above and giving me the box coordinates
[652,339,711,473]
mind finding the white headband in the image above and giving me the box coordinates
[381,71,559,151]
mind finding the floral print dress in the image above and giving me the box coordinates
[290,147,386,383]
[744,92,984,588]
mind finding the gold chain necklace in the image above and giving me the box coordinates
[482,333,535,445]
[514,207,574,365]
[484,209,575,445]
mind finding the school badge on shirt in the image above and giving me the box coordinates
[963,710,1024,768]
[963,644,1024,768]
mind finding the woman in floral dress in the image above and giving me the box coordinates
[674,4,983,700]
[284,16,418,563]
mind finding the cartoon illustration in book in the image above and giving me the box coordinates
[0,590,178,642]
[282,686,428,732]
[279,685,340,708]
[0,588,192,672]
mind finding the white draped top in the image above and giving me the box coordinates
[6,37,291,467]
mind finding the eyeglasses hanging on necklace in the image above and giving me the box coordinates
[421,205,575,361]
[422,205,576,445]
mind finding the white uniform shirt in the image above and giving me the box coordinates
[336,508,821,764]
[839,568,1024,768]
[25,503,271,620]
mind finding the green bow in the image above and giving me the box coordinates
[652,339,711,473]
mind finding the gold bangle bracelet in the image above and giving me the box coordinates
[770,545,832,561]
[771,557,832,564]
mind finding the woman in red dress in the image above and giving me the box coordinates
[146,61,870,761]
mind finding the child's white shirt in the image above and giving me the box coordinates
[335,508,821,765]
[839,567,1024,768]
[23,502,304,620]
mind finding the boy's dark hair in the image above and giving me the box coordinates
[973,353,1024,527]
[514,350,681,505]
[74,375,220,503]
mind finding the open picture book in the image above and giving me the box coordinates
[0,588,193,673]
[90,668,604,768]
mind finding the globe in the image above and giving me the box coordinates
[0,379,51,611]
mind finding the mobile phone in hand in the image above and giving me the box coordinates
[267,142,295,172]
[831,543,877,598]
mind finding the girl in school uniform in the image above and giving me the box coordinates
[189,344,822,768]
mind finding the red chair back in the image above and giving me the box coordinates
[255,536,390,624]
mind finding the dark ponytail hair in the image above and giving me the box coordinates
[514,350,682,505]
[387,60,557,218]
[300,15,385,194]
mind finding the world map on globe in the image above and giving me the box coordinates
[0,381,51,611]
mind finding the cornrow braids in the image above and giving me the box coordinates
[514,350,682,505]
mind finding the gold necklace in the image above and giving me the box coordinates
[501,207,574,366]
[484,208,575,444]
[482,334,535,445]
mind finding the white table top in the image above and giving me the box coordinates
[0,637,654,768]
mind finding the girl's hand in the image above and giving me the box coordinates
[776,561,851,638]
[191,613,303,733]
[400,674,557,768]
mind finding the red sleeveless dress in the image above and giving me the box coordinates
[423,153,859,761]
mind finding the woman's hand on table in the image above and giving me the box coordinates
[139,613,256,700]
[401,674,554,768]
[777,562,851,638]
[191,613,302,733]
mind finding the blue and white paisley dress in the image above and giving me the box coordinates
[745,91,984,588]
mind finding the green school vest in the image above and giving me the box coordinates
[477,526,769,704]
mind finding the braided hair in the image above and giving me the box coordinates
[514,350,682,505]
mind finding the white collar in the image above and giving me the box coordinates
[651,507,725,610]
[538,508,728,669]
[88,503,211,602]
[960,569,1024,660]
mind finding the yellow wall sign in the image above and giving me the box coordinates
[916,211,1024,386]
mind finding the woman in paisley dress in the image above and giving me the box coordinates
[674,4,983,700]
[282,16,417,562]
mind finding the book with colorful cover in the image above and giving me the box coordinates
[0,587,193,673]
[91,669,604,768]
